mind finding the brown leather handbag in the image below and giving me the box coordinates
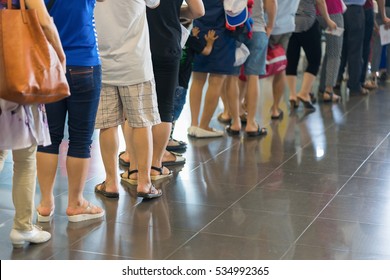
[0,0,70,104]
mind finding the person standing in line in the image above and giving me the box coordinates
[335,0,368,96]
[188,0,236,138]
[225,0,277,136]
[365,0,390,85]
[36,0,106,223]
[286,0,337,111]
[94,0,164,199]
[146,0,204,166]
[0,0,65,247]
[269,0,300,119]
[317,0,344,102]
[169,22,219,149]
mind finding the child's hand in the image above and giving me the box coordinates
[191,26,200,38]
[204,30,219,43]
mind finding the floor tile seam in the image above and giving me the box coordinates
[279,129,390,259]
[163,160,299,259]
[358,158,390,164]
[310,216,389,227]
[260,186,346,196]
[324,193,390,202]
[191,231,292,245]
[55,248,127,259]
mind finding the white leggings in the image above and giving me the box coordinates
[0,146,37,231]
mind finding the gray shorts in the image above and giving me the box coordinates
[95,80,161,129]
[269,33,292,51]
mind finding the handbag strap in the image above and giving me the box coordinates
[7,0,26,10]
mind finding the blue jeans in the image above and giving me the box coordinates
[38,65,102,158]
[172,86,188,122]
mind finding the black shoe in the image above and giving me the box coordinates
[297,96,316,111]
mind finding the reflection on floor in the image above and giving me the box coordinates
[2,78,390,260]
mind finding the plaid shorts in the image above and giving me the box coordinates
[95,80,161,129]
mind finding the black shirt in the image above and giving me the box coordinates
[146,0,183,59]
[178,35,205,88]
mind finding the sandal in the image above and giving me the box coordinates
[94,181,119,198]
[120,169,138,185]
[137,183,162,199]
[166,138,187,152]
[150,166,173,181]
[217,112,232,124]
[36,206,54,223]
[118,151,130,167]
[67,201,105,223]
[363,77,377,90]
[289,98,299,109]
[323,91,341,103]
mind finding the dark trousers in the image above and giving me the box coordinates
[337,5,365,92]
[286,20,322,76]
[360,8,374,84]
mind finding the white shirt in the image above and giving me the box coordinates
[94,0,155,86]
[272,0,300,35]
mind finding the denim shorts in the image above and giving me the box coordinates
[235,31,268,76]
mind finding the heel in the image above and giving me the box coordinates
[297,96,315,111]
[11,241,25,248]
[37,210,54,223]
[289,99,298,109]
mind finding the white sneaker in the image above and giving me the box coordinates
[193,127,224,138]
[10,225,51,248]
[187,126,198,136]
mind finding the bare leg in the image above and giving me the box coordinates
[119,121,131,164]
[219,80,231,120]
[65,156,102,216]
[297,72,316,101]
[226,75,241,131]
[271,71,286,117]
[199,73,226,130]
[286,75,297,101]
[152,122,171,174]
[238,78,248,116]
[36,152,58,216]
[98,127,119,193]
[189,72,207,127]
[130,126,153,193]
[244,75,260,132]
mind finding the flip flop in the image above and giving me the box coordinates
[94,181,119,198]
[118,151,130,167]
[150,166,173,181]
[245,125,267,137]
[67,201,105,223]
[226,125,240,136]
[137,183,162,199]
[36,207,54,223]
[166,139,187,152]
[120,170,138,185]
[162,151,186,166]
[217,112,232,124]
[271,109,284,120]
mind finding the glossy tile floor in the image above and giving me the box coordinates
[2,77,390,260]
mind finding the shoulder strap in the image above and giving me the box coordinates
[46,0,56,12]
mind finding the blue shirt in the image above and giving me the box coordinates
[343,0,366,5]
[45,0,100,66]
